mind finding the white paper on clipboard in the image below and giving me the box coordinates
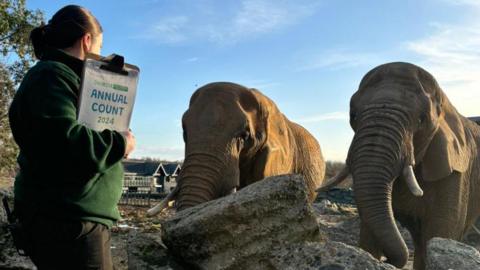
[77,55,139,132]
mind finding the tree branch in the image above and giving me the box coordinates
[0,30,18,43]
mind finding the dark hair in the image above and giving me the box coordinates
[30,5,103,59]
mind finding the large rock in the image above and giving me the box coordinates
[268,241,396,270]
[313,201,414,257]
[126,231,182,270]
[0,188,36,270]
[426,237,480,270]
[0,188,13,224]
[161,174,323,270]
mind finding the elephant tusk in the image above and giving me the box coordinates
[472,224,480,236]
[316,166,350,192]
[146,198,170,217]
[403,165,423,197]
[146,186,179,216]
[224,187,237,196]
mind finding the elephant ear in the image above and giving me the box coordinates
[245,89,294,181]
[421,100,469,182]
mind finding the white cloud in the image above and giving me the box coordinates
[138,0,320,45]
[131,144,185,161]
[296,111,349,124]
[442,0,480,7]
[142,16,189,44]
[238,78,279,90]
[185,57,199,62]
[210,0,317,44]
[295,49,383,71]
[405,4,480,117]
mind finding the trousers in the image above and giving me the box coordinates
[23,215,114,270]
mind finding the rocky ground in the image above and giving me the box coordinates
[2,175,480,269]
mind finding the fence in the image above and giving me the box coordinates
[118,189,166,207]
[120,175,164,207]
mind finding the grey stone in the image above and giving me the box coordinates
[161,174,322,270]
[0,225,36,270]
[126,231,183,270]
[313,201,358,216]
[0,188,36,270]
[317,216,360,248]
[426,237,480,270]
[313,202,414,254]
[1,187,13,224]
[316,188,355,205]
[268,241,396,270]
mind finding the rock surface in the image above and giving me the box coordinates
[3,180,480,269]
[268,241,396,270]
[317,188,355,205]
[126,231,181,270]
[1,188,13,224]
[0,188,37,270]
[426,237,480,270]
[161,174,323,270]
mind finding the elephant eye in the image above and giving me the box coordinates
[236,130,251,142]
[239,130,251,141]
[418,113,427,126]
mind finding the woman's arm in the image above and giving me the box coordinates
[28,66,127,177]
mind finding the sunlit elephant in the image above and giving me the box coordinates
[148,82,325,215]
[318,62,480,269]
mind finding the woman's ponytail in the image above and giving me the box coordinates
[30,24,49,59]
[29,5,102,60]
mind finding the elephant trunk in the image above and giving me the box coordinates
[348,106,410,268]
[176,151,231,211]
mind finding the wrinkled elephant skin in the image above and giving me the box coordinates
[344,62,480,269]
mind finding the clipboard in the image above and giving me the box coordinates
[77,53,140,132]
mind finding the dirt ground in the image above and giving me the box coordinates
[116,205,173,233]
[2,179,479,270]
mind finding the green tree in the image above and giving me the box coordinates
[0,0,43,178]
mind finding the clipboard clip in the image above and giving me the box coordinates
[99,54,129,76]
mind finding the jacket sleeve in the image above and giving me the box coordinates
[28,66,126,177]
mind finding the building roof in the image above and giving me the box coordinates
[122,159,181,176]
[163,163,181,176]
[468,116,480,125]
[123,160,163,176]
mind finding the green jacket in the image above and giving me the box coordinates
[8,48,126,228]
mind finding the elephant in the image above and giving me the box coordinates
[318,62,480,269]
[148,82,325,215]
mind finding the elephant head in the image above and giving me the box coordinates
[161,82,295,212]
[320,62,470,268]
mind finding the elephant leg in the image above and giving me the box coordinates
[359,222,383,259]
[412,218,447,270]
[414,200,466,269]
[413,220,466,269]
[412,234,425,270]
[413,248,425,270]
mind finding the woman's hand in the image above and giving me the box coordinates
[121,130,136,158]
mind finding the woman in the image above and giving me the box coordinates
[8,5,135,269]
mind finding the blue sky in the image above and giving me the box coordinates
[28,0,480,161]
